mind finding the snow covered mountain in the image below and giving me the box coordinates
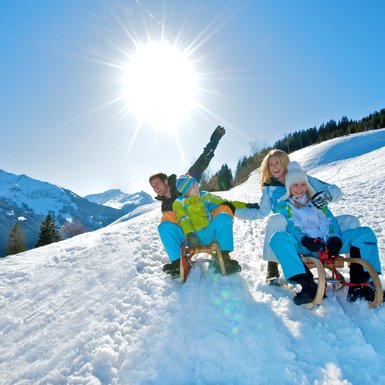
[85,189,154,212]
[0,170,123,255]
[1,129,385,385]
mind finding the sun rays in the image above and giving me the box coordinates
[122,40,198,132]
[72,1,243,163]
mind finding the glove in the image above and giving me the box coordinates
[311,191,332,209]
[301,236,326,252]
[327,236,342,257]
[246,203,260,209]
[186,232,200,248]
[209,126,226,147]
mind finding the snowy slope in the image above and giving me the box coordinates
[1,130,385,385]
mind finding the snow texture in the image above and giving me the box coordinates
[1,129,385,385]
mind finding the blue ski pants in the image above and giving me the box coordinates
[158,211,234,261]
[269,226,381,280]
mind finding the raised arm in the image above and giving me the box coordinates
[188,126,225,182]
[308,175,342,208]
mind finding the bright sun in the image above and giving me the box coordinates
[123,41,198,130]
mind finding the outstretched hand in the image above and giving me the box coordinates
[311,191,332,209]
[210,126,226,147]
[246,203,260,209]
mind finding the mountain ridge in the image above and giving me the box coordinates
[0,169,152,255]
[85,188,154,211]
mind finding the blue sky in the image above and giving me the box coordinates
[1,0,385,197]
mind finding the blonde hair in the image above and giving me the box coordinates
[260,149,290,189]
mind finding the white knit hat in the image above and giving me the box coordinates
[280,161,316,201]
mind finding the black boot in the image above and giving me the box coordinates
[347,246,385,302]
[290,273,318,306]
[266,261,280,285]
[163,259,180,277]
[347,246,373,302]
[215,251,241,275]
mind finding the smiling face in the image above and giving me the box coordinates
[268,155,286,182]
[289,181,309,199]
[150,176,171,198]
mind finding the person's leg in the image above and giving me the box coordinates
[208,205,234,251]
[197,208,240,274]
[335,214,360,232]
[269,231,306,279]
[263,214,287,284]
[340,227,383,302]
[346,246,372,302]
[158,213,185,268]
[263,214,287,262]
[270,231,317,305]
[340,227,381,273]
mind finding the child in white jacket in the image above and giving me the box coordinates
[269,162,382,306]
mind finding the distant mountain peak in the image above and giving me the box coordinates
[0,170,122,255]
[85,189,154,210]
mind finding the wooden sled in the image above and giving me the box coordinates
[301,256,383,309]
[180,241,226,282]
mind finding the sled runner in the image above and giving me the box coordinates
[301,254,383,309]
[180,241,226,282]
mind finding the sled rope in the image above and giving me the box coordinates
[317,249,369,288]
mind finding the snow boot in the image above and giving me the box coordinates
[266,261,280,286]
[347,285,376,302]
[163,259,180,277]
[346,246,385,302]
[347,246,373,302]
[289,273,318,306]
[214,251,241,275]
[347,264,376,302]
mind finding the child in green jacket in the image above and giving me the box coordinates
[170,174,242,274]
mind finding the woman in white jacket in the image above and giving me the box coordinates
[236,150,359,285]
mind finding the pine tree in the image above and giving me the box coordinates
[5,222,26,256]
[216,164,233,191]
[59,220,87,239]
[35,213,61,248]
[199,172,211,191]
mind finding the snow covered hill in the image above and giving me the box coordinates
[85,189,154,212]
[0,171,124,256]
[1,129,385,385]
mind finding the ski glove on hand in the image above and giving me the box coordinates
[186,232,200,248]
[301,236,325,252]
[209,126,225,147]
[246,203,260,209]
[311,191,332,209]
[327,236,342,257]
